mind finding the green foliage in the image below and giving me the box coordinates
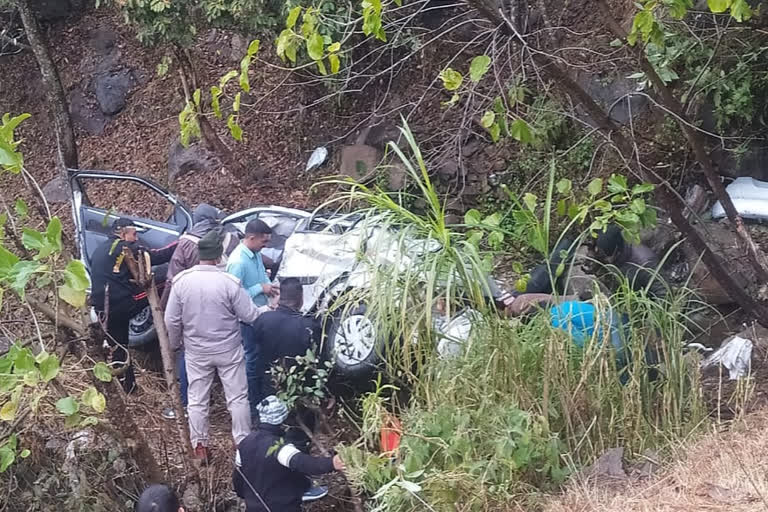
[178,41,258,147]
[0,113,30,174]
[628,0,752,46]
[269,348,333,409]
[276,6,344,75]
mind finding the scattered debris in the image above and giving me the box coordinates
[435,309,478,359]
[712,177,768,220]
[701,335,753,380]
[305,146,328,172]
[578,447,628,481]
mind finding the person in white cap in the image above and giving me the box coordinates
[233,396,345,512]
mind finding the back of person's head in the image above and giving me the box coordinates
[192,203,223,225]
[136,484,182,512]
[245,219,272,237]
[595,224,625,260]
[279,277,303,308]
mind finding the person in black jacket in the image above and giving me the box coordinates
[234,395,345,512]
[90,218,176,393]
[252,277,320,449]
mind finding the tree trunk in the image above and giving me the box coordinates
[121,247,201,484]
[16,0,78,172]
[466,0,768,322]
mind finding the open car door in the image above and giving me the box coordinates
[68,170,192,272]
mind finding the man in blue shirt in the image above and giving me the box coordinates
[227,219,279,419]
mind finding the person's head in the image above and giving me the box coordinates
[257,395,289,426]
[595,224,625,263]
[278,277,303,310]
[136,484,184,512]
[243,219,272,252]
[198,229,224,264]
[112,218,139,243]
[192,203,224,225]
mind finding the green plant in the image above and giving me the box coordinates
[269,348,333,409]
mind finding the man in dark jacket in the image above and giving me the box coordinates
[253,278,319,397]
[90,218,176,393]
[233,396,344,512]
[252,277,320,449]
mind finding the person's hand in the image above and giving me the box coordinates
[262,283,279,296]
[332,454,345,471]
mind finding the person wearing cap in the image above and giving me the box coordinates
[159,203,239,421]
[90,218,177,393]
[136,484,184,512]
[227,219,279,420]
[165,230,272,460]
[233,396,345,512]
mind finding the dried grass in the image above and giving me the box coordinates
[543,410,768,512]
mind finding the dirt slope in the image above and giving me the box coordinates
[544,409,768,512]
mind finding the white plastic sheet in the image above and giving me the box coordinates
[435,309,479,359]
[701,335,753,380]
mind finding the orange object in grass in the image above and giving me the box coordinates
[380,414,402,454]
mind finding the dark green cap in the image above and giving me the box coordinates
[198,229,224,261]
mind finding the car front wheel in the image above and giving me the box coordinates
[325,304,383,379]
[128,305,158,351]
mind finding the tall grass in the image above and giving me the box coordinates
[327,122,708,511]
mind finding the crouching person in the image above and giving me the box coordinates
[234,396,345,512]
[164,230,271,460]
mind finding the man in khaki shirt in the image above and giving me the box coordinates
[165,230,270,460]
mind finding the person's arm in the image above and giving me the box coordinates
[231,284,270,324]
[227,260,266,302]
[138,240,178,265]
[275,444,336,475]
[164,284,184,352]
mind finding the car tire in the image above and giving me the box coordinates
[128,305,159,351]
[325,303,383,379]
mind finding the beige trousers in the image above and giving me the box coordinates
[186,346,251,447]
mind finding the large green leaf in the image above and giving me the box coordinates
[0,246,19,271]
[0,401,16,422]
[729,0,752,20]
[469,55,491,83]
[510,119,533,144]
[10,261,45,297]
[59,284,86,308]
[247,39,260,57]
[707,0,730,12]
[21,229,44,251]
[55,396,79,416]
[11,347,35,374]
[92,362,113,383]
[307,33,324,61]
[239,55,251,93]
[0,139,22,174]
[63,260,90,291]
[439,68,463,91]
[0,447,14,472]
[81,387,106,413]
[45,217,62,252]
[286,6,302,28]
[38,353,60,382]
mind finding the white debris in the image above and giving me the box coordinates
[305,147,328,172]
[701,335,753,380]
[436,309,479,359]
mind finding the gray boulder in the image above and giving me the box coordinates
[168,138,220,183]
[93,70,137,116]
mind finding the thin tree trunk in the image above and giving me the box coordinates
[593,0,768,285]
[16,0,78,172]
[467,0,768,322]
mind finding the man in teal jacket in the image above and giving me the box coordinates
[227,219,279,419]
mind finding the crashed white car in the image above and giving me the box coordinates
[69,169,494,378]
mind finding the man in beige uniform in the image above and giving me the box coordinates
[165,230,270,460]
